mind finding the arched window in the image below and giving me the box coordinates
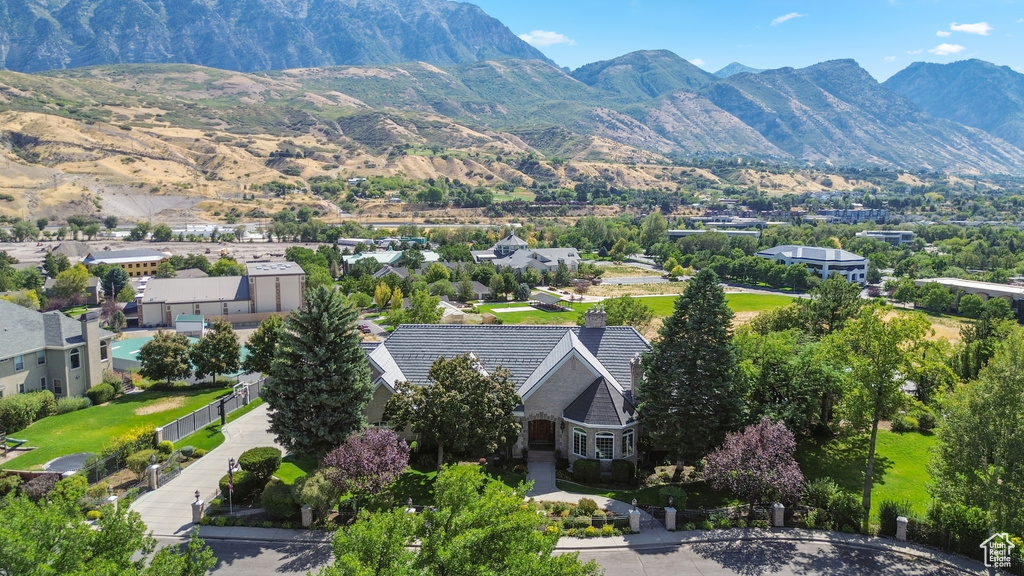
[595,432,614,460]
[622,429,635,458]
[573,428,587,458]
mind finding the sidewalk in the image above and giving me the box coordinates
[131,403,280,537]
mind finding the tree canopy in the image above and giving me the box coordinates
[190,319,241,384]
[139,330,193,385]
[242,314,284,374]
[265,285,373,458]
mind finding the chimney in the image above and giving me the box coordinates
[584,305,607,329]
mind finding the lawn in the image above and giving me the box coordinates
[476,293,794,326]
[796,429,937,522]
[172,398,266,453]
[4,387,232,470]
[554,479,741,509]
[275,453,318,485]
[391,464,527,506]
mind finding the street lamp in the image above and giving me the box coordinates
[194,490,201,503]
[631,498,637,511]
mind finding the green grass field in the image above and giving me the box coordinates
[477,293,794,326]
[796,430,937,522]
[274,453,318,485]
[4,387,231,470]
[554,479,741,509]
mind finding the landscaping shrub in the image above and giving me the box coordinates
[102,426,156,462]
[55,396,92,415]
[922,503,990,559]
[21,475,59,502]
[572,459,601,484]
[102,370,124,396]
[802,478,840,511]
[85,383,116,406]
[827,491,864,533]
[577,497,598,515]
[261,479,300,520]
[180,446,195,458]
[879,499,914,537]
[219,470,262,502]
[913,407,937,432]
[238,447,282,481]
[295,470,338,518]
[610,459,636,485]
[126,449,158,481]
[156,440,174,455]
[86,510,102,521]
[0,390,57,432]
[193,448,207,458]
[0,473,22,497]
[659,485,687,508]
[575,516,592,529]
[891,415,919,433]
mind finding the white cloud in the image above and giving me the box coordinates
[771,12,804,26]
[1018,18,1023,23]
[518,30,575,47]
[950,22,993,35]
[884,56,897,62]
[936,30,951,37]
[691,58,706,66]
[907,49,923,54]
[929,43,966,55]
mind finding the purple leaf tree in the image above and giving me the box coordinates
[703,417,805,509]
[322,428,410,497]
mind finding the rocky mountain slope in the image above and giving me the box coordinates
[0,0,552,73]
[884,59,1024,151]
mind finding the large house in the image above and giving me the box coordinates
[0,300,113,399]
[82,248,170,278]
[756,245,869,285]
[472,233,582,274]
[139,262,305,327]
[362,308,648,465]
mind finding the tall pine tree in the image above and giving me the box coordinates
[264,285,372,458]
[637,268,742,475]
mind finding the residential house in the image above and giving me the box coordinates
[472,233,581,274]
[756,245,869,285]
[362,308,648,465]
[82,249,171,278]
[0,301,113,399]
[44,276,102,305]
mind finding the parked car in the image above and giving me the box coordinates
[358,323,372,334]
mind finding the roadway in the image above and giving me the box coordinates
[179,537,983,575]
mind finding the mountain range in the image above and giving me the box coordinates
[1,0,1024,174]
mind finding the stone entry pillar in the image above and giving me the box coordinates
[896,516,908,541]
[664,507,677,531]
[772,503,785,527]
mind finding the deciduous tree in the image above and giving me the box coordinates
[323,428,409,500]
[139,330,193,385]
[704,417,805,508]
[385,354,520,470]
[242,314,284,374]
[190,320,241,385]
[265,286,372,458]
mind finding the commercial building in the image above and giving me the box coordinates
[816,209,890,224]
[756,245,869,285]
[82,249,170,278]
[855,230,916,246]
[0,301,113,399]
[138,262,305,327]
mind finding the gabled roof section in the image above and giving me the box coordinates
[367,343,406,392]
[563,377,637,427]
[0,300,111,358]
[518,330,624,400]
[83,249,169,265]
[756,244,866,263]
[372,324,649,392]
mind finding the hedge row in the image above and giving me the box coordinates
[0,390,56,433]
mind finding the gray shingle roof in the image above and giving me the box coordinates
[0,299,112,358]
[563,377,637,427]
[756,245,866,263]
[375,324,649,390]
[82,249,169,265]
[142,276,249,304]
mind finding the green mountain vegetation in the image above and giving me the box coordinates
[884,59,1024,151]
[570,50,717,101]
[0,0,552,73]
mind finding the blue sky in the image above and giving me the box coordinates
[469,0,1024,80]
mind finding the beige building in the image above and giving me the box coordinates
[138,262,306,327]
[362,308,648,466]
[82,249,171,278]
[0,300,113,400]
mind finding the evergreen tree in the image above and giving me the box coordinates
[104,266,130,298]
[637,268,742,474]
[242,315,284,374]
[265,286,372,458]
[190,319,241,385]
[138,330,193,385]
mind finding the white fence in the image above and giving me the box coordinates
[157,379,266,444]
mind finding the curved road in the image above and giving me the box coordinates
[184,537,984,575]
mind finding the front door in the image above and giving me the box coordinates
[528,420,555,450]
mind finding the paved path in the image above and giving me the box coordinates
[525,455,662,533]
[131,403,280,537]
